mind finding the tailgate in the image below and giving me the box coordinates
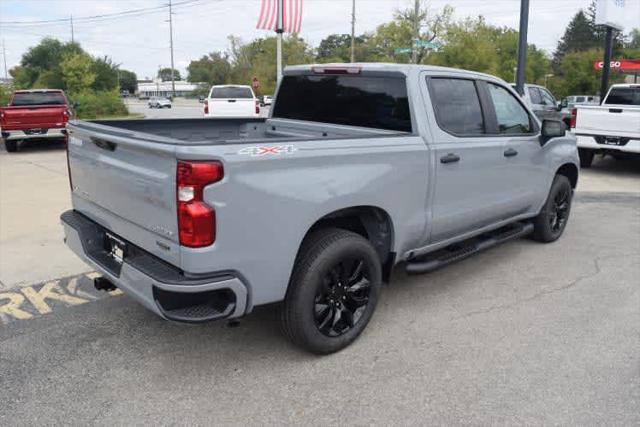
[1,106,66,129]
[67,122,180,263]
[209,98,255,116]
[575,106,640,138]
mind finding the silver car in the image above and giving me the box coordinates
[148,96,172,109]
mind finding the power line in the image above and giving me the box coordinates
[0,0,203,27]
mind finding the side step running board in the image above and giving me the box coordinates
[405,222,534,275]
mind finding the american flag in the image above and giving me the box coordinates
[256,0,303,33]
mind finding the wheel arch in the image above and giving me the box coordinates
[556,162,579,188]
[296,205,396,282]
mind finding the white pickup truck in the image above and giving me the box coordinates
[572,84,640,167]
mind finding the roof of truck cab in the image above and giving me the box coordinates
[608,84,640,88]
[284,63,503,81]
[14,89,64,93]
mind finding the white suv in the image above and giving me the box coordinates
[204,85,259,117]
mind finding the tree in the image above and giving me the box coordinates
[90,56,119,91]
[553,10,599,67]
[187,52,231,85]
[118,69,138,94]
[158,67,181,81]
[316,34,371,62]
[60,52,96,94]
[226,34,314,95]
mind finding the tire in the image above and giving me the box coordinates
[578,148,594,168]
[531,175,573,243]
[4,139,18,152]
[280,228,382,354]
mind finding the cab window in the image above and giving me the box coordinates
[487,83,533,134]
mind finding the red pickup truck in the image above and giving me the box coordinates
[0,89,71,152]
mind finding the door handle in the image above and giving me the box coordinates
[504,148,518,157]
[440,153,460,164]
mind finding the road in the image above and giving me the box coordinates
[1,124,639,424]
[125,98,271,119]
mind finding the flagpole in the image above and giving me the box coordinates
[276,0,284,84]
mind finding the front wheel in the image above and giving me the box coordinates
[280,228,382,354]
[531,175,573,243]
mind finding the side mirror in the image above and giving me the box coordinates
[556,102,563,111]
[540,119,566,146]
[72,102,80,109]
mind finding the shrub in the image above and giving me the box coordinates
[71,90,128,119]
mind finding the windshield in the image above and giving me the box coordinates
[273,74,412,132]
[605,87,640,105]
[210,87,253,99]
[11,92,66,106]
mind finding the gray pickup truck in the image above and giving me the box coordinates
[61,64,579,354]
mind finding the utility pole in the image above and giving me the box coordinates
[276,0,283,84]
[168,0,176,98]
[515,0,529,96]
[70,15,75,43]
[2,39,8,80]
[411,0,420,64]
[350,0,356,63]
[599,26,614,103]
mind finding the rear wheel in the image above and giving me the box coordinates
[531,175,573,243]
[578,148,594,168]
[4,139,18,152]
[280,228,382,354]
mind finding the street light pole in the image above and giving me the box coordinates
[515,0,529,96]
[350,0,356,63]
[411,0,420,64]
[599,26,614,103]
[168,0,176,98]
[276,0,283,84]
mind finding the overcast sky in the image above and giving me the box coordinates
[1,0,639,79]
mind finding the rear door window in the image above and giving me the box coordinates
[528,87,543,105]
[273,74,412,132]
[211,87,254,99]
[428,78,485,135]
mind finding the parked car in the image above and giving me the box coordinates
[260,95,274,106]
[148,97,172,109]
[0,89,71,152]
[512,83,564,123]
[559,95,600,127]
[571,83,640,167]
[62,64,578,354]
[203,85,259,117]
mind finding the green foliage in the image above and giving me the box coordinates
[548,49,626,98]
[158,67,181,81]
[0,84,12,106]
[90,56,119,91]
[187,52,231,85]
[226,34,314,95]
[118,69,138,94]
[70,90,128,119]
[60,52,96,94]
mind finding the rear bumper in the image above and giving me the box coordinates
[2,127,67,141]
[60,210,249,322]
[576,134,640,154]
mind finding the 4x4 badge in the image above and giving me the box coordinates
[238,145,297,157]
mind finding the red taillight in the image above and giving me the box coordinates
[570,107,577,129]
[255,100,260,115]
[176,160,223,247]
[204,99,209,115]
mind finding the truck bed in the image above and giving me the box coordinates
[72,116,401,146]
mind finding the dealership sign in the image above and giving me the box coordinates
[595,0,627,31]
[593,59,640,71]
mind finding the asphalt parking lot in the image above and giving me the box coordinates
[0,129,638,423]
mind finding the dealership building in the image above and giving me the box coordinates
[137,79,205,98]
